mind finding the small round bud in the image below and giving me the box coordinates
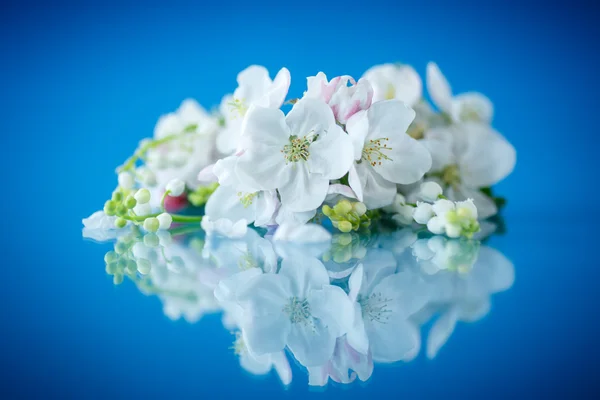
[124,196,137,209]
[166,179,185,197]
[118,172,135,190]
[143,217,160,232]
[114,218,127,229]
[334,200,353,216]
[116,204,128,217]
[137,258,151,275]
[156,213,172,230]
[420,181,443,202]
[105,262,118,275]
[113,274,124,285]
[352,202,367,217]
[337,221,353,233]
[104,251,118,264]
[413,202,434,224]
[133,202,152,216]
[337,233,353,247]
[322,205,333,217]
[111,192,123,202]
[115,241,129,255]
[104,200,117,216]
[134,189,151,205]
[143,233,160,247]
[125,260,138,274]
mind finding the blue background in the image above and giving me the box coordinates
[1,0,599,398]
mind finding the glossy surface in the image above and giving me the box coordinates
[2,0,599,398]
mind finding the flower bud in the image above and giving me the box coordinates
[114,218,127,229]
[419,181,443,202]
[104,251,118,264]
[143,232,160,247]
[446,223,462,238]
[143,217,160,232]
[166,179,185,197]
[352,202,367,217]
[113,274,124,285]
[116,204,128,217]
[413,202,434,224]
[157,213,172,230]
[104,200,117,216]
[111,192,123,202]
[118,172,135,190]
[134,188,151,204]
[322,205,333,217]
[334,200,353,216]
[124,196,137,209]
[337,221,353,233]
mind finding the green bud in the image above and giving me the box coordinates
[114,218,127,229]
[143,217,160,233]
[112,191,124,202]
[352,202,367,216]
[337,221,353,233]
[104,200,117,216]
[333,248,352,263]
[135,188,151,204]
[337,233,353,247]
[445,210,459,224]
[334,200,353,216]
[116,204,128,217]
[105,262,118,275]
[322,205,333,217]
[104,251,118,264]
[117,258,128,271]
[113,274,124,285]
[124,196,137,209]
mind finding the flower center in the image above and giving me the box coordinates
[228,98,248,118]
[362,138,393,167]
[385,84,396,100]
[283,297,313,327]
[237,192,257,207]
[358,292,392,323]
[237,251,258,271]
[281,135,314,163]
[442,164,461,186]
[231,332,247,356]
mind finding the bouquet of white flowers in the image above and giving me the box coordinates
[83,63,516,241]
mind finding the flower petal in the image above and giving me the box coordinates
[278,164,329,212]
[273,223,332,243]
[451,92,494,124]
[287,320,337,367]
[279,256,330,298]
[307,124,354,180]
[308,285,354,338]
[426,62,453,114]
[354,162,397,209]
[237,273,292,316]
[242,313,292,356]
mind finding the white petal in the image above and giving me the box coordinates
[235,65,272,105]
[271,352,292,385]
[426,308,459,359]
[413,202,434,224]
[446,185,497,220]
[254,191,279,227]
[197,163,217,183]
[420,126,455,172]
[285,97,335,141]
[308,285,354,338]
[237,273,291,316]
[279,256,330,298]
[307,123,354,180]
[345,303,369,355]
[427,216,445,234]
[347,164,364,202]
[363,63,422,106]
[287,320,337,367]
[273,223,332,243]
[214,268,263,304]
[346,110,369,160]
[278,165,329,212]
[266,67,291,108]
[368,317,420,363]
[457,123,516,188]
[326,184,358,200]
[239,352,272,376]
[432,199,455,215]
[426,62,453,114]
[242,313,292,356]
[205,185,256,224]
[354,162,397,209]
[348,264,364,302]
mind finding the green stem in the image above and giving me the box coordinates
[123,213,202,224]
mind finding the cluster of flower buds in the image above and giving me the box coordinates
[322,200,370,232]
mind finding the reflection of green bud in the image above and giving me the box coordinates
[324,199,373,233]
[114,218,127,229]
[124,196,137,209]
[337,221,353,233]
[105,262,118,275]
[115,241,129,255]
[125,260,138,274]
[143,233,160,247]
[117,258,128,270]
[104,251,118,264]
[113,274,124,285]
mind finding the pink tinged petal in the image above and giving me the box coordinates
[426,62,453,114]
[197,163,217,183]
[279,256,330,298]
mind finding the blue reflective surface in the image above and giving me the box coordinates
[2,0,600,398]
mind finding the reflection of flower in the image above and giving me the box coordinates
[308,337,373,386]
[412,236,480,275]
[237,255,354,367]
[231,332,292,385]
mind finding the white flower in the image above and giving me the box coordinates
[426,62,493,124]
[426,198,479,238]
[304,72,373,124]
[201,216,248,238]
[232,333,292,386]
[272,223,332,243]
[307,337,373,386]
[362,63,422,107]
[205,185,278,228]
[420,122,516,218]
[237,256,354,367]
[165,178,185,197]
[235,98,354,212]
[419,181,443,202]
[413,202,434,224]
[345,263,427,362]
[149,99,219,190]
[346,100,432,209]
[134,188,151,204]
[118,172,135,190]
[82,211,122,241]
[217,66,291,155]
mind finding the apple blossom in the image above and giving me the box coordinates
[362,63,422,107]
